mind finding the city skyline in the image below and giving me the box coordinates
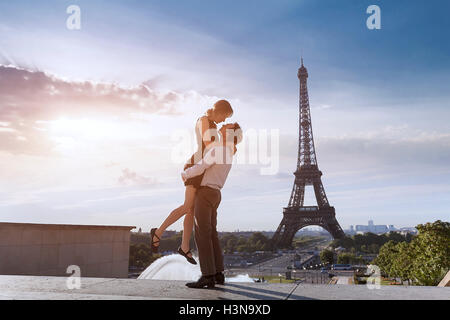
[0,1,449,232]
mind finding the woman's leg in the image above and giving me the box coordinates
[153,186,196,245]
[180,207,195,258]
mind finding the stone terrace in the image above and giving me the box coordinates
[0,275,448,300]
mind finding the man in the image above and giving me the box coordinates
[181,122,243,289]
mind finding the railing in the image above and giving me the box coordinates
[298,207,318,211]
[288,270,329,284]
[284,206,318,213]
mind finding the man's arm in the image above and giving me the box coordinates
[181,147,217,181]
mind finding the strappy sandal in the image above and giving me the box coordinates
[178,247,197,265]
[150,228,160,253]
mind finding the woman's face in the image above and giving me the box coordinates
[214,111,232,124]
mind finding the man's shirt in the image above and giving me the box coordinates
[181,145,234,190]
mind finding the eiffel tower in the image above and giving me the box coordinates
[272,59,345,248]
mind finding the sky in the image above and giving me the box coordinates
[0,0,449,232]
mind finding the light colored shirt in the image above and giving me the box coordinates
[181,145,234,190]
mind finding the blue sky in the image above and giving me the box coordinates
[0,0,449,232]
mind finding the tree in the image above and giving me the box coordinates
[386,231,407,243]
[369,243,379,254]
[320,249,334,265]
[411,220,450,286]
[330,236,353,249]
[337,253,357,264]
[391,241,415,284]
[221,234,238,253]
[373,241,398,277]
[237,237,247,246]
[225,237,238,253]
[330,232,410,255]
[249,232,267,245]
[129,243,159,269]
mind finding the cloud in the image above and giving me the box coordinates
[277,125,450,171]
[0,191,45,207]
[311,104,333,111]
[104,161,120,168]
[0,65,191,156]
[117,168,159,186]
[0,121,55,156]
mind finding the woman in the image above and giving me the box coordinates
[150,100,233,264]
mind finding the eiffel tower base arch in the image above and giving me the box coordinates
[272,206,345,248]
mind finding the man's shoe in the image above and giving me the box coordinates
[186,276,215,289]
[215,272,225,285]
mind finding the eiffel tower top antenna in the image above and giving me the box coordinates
[300,48,304,66]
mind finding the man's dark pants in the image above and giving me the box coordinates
[194,186,224,277]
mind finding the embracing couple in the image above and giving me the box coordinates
[150,100,243,289]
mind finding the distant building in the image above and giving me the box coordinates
[345,221,418,236]
[345,225,356,235]
[398,227,418,236]
[354,220,392,234]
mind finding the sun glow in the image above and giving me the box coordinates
[49,117,127,140]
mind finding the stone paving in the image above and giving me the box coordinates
[0,275,448,300]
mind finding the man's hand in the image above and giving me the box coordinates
[181,172,187,182]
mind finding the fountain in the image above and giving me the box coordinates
[138,254,255,283]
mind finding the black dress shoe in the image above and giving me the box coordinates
[178,247,197,265]
[215,272,225,285]
[186,276,215,289]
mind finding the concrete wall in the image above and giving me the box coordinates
[0,222,135,278]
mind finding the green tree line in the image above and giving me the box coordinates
[330,231,413,254]
[129,243,161,269]
[373,220,449,286]
[129,232,275,269]
[219,232,274,253]
[320,228,414,267]
[320,249,366,265]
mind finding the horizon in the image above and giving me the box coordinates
[0,1,449,233]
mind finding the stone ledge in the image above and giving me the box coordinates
[0,275,448,300]
[0,222,135,230]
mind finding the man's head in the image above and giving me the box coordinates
[219,122,243,151]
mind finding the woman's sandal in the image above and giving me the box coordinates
[150,228,160,253]
[178,247,197,265]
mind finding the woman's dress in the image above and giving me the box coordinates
[183,116,217,188]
